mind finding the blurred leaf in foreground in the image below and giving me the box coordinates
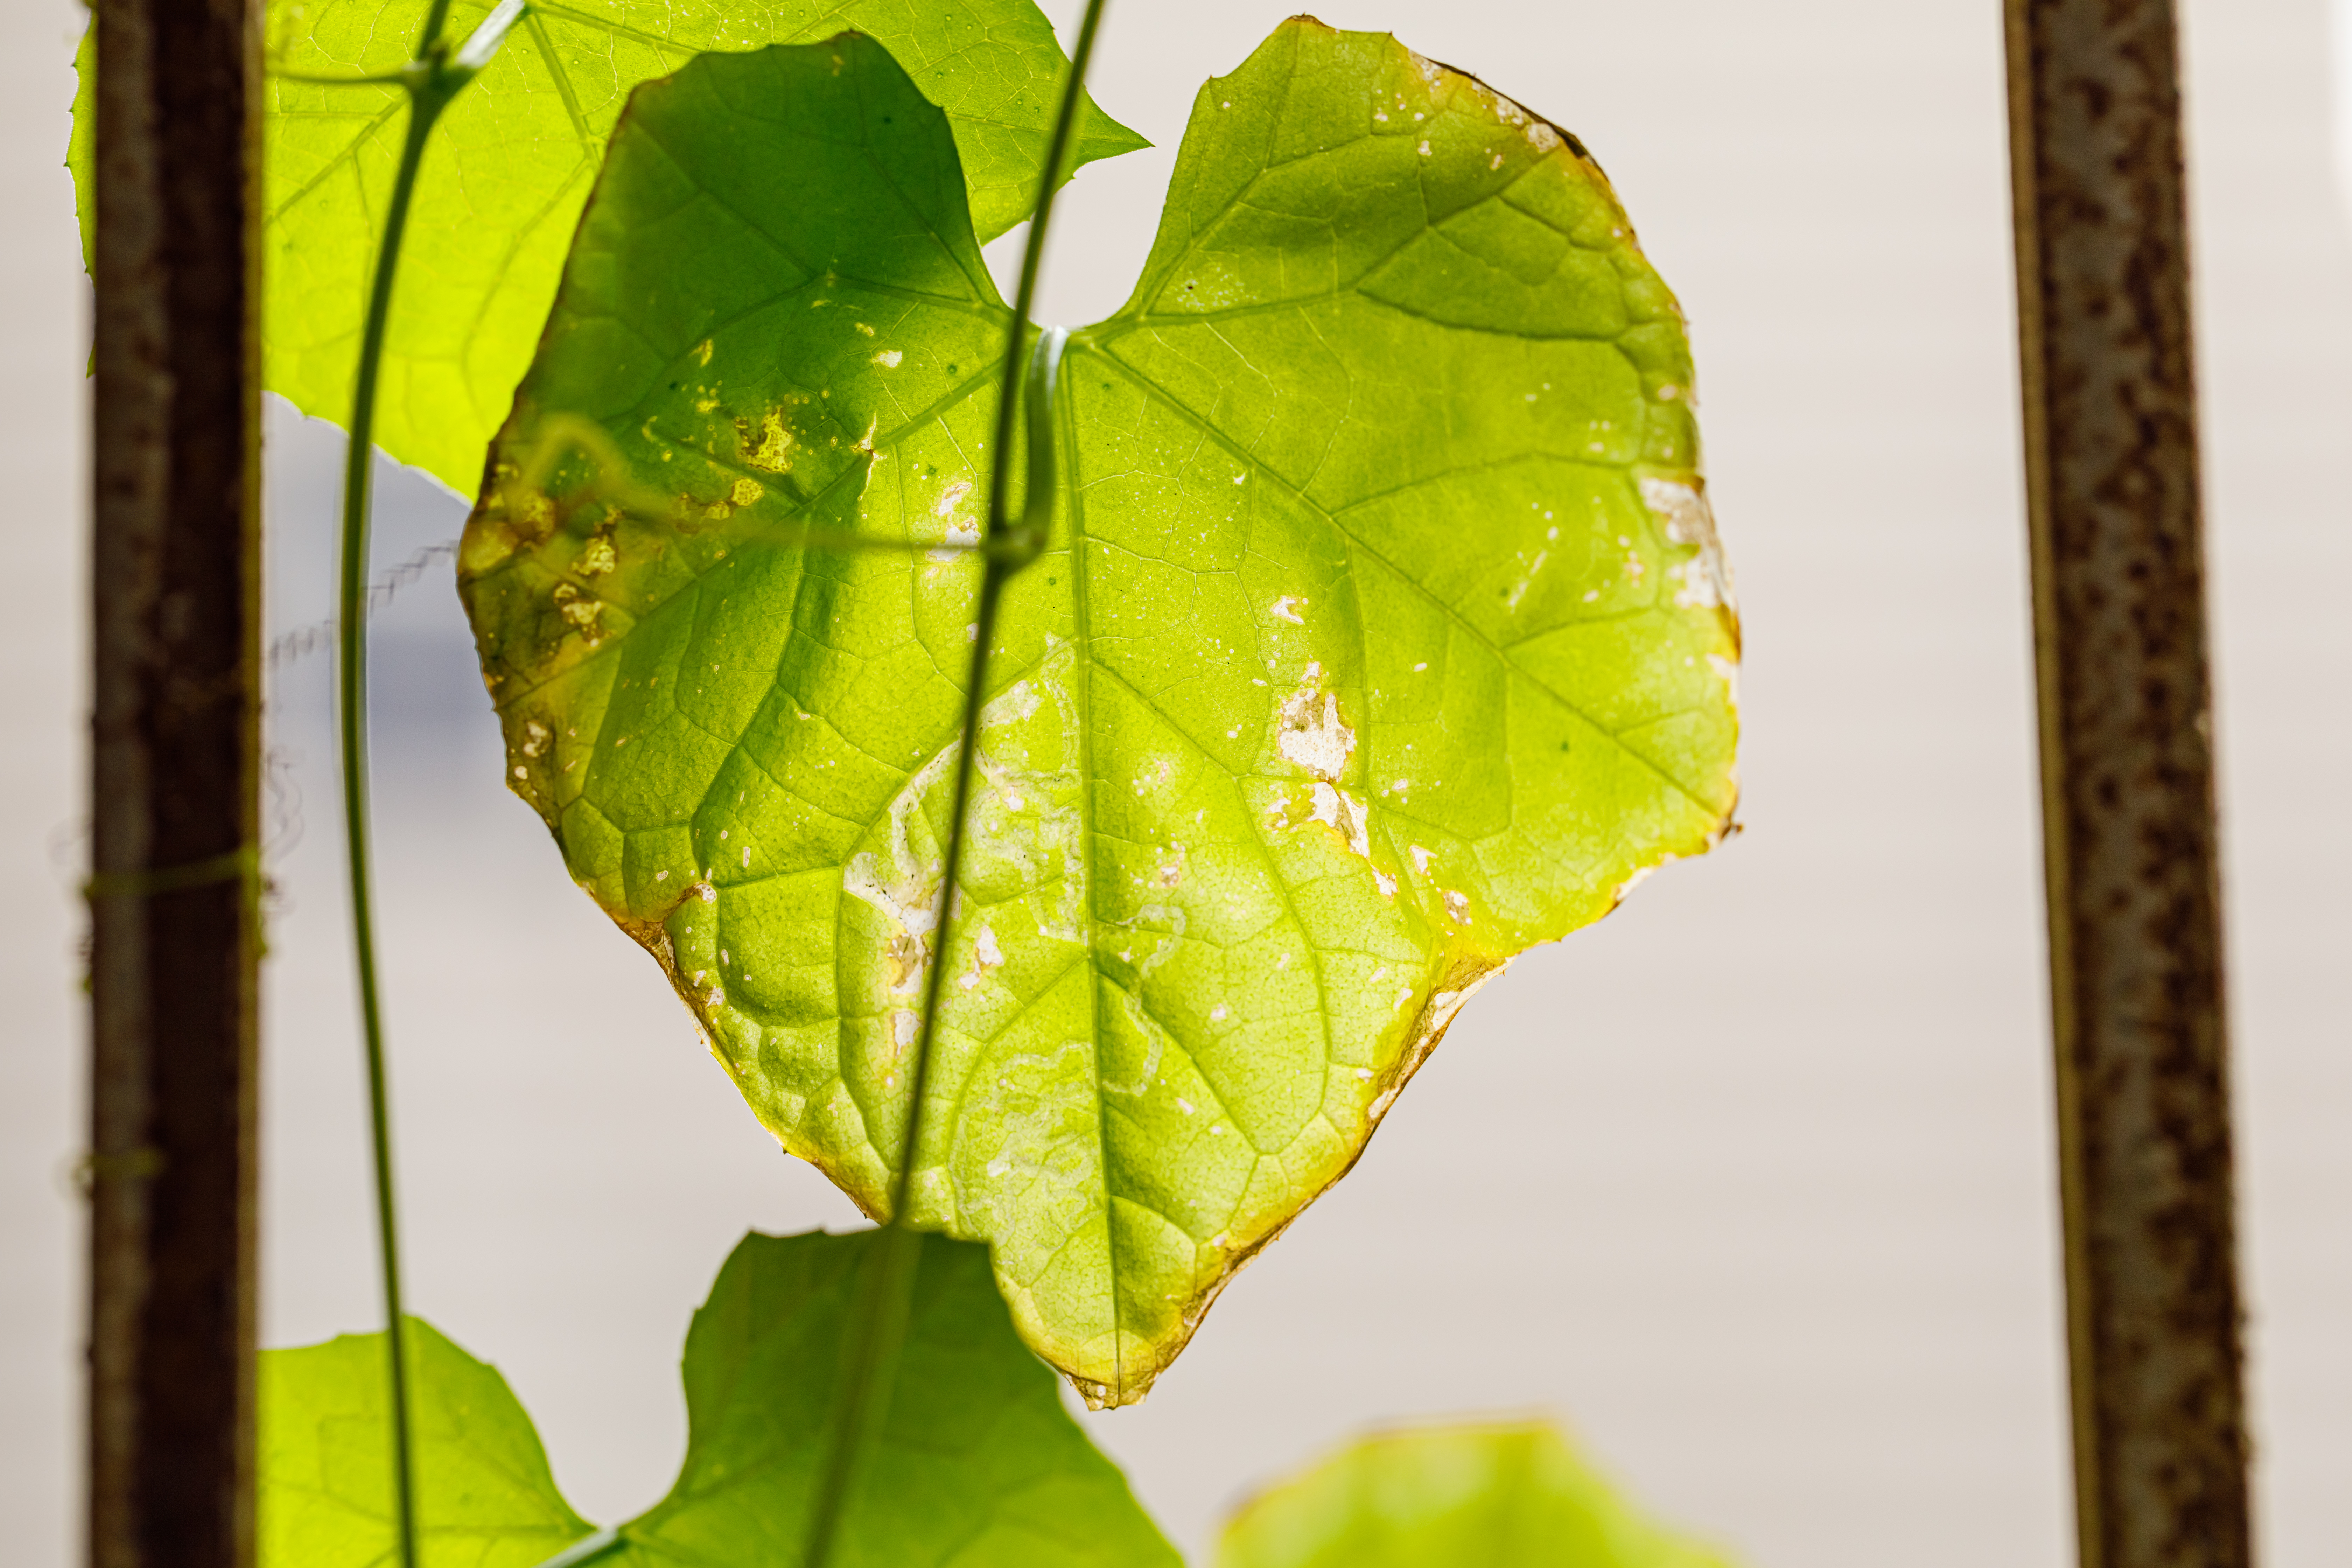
[1218,1421,1736,1568]
[259,1230,1177,1567]
[65,0,1146,496]
[462,19,1737,1406]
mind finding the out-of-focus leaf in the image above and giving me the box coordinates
[259,1318,595,1567]
[261,1232,1178,1567]
[63,0,1145,493]
[1217,1421,1736,1568]
[461,19,1737,1406]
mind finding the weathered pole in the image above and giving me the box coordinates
[86,0,264,1562]
[2000,4,2253,1567]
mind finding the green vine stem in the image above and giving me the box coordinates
[799,6,1109,1563]
[328,3,524,1564]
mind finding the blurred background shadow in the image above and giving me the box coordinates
[5,1,2347,1564]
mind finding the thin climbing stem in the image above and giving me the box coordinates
[331,5,521,1563]
[415,0,458,55]
[895,0,1108,1245]
[338,90,437,1568]
[800,6,1108,1564]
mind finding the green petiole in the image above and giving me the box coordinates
[330,4,526,1566]
[798,5,1108,1564]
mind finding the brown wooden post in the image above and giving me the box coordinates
[86,0,264,1563]
[2001,4,2253,1567]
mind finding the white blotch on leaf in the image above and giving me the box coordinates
[1276,677,1356,781]
[961,1041,1100,1241]
[930,522,980,563]
[966,656,1088,948]
[1308,782,1371,857]
[844,748,954,995]
[1640,476,1735,612]
[1708,652,1741,709]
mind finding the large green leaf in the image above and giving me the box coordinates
[260,1318,595,1566]
[65,0,1144,497]
[1217,1422,1735,1568]
[460,19,1738,1405]
[260,1232,1178,1567]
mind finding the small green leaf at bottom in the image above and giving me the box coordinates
[259,1318,596,1567]
[612,1228,1181,1567]
[1217,1421,1736,1568]
[258,1231,1180,1568]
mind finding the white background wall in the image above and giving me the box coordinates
[4,1,2346,1564]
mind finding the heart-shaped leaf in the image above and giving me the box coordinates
[1218,1421,1736,1568]
[259,1232,1179,1566]
[67,0,1145,495]
[460,19,1738,1405]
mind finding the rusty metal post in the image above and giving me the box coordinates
[86,0,264,1562]
[2000,4,2252,1567]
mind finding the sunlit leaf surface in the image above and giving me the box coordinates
[259,1232,1177,1567]
[1218,1421,1736,1568]
[461,19,1738,1405]
[68,0,1144,495]
[259,1319,595,1567]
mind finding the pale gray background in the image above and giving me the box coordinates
[5,1,2347,1564]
